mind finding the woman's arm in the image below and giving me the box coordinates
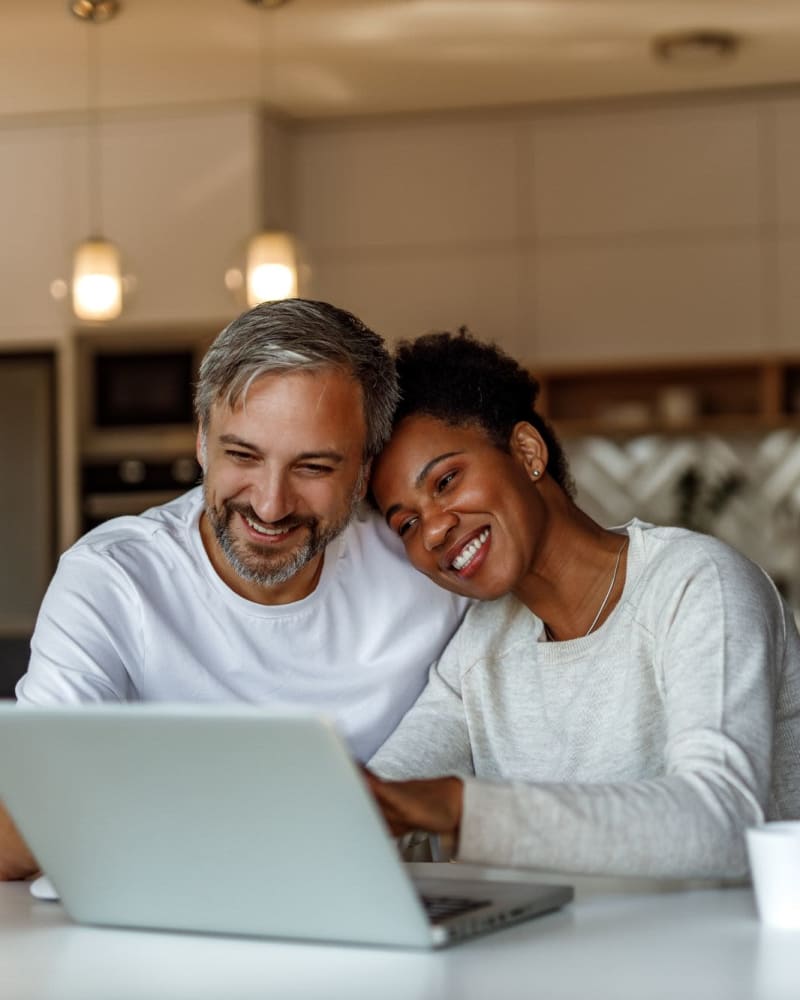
[369,626,475,780]
[369,541,800,878]
[466,550,795,877]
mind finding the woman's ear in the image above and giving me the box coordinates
[509,422,548,482]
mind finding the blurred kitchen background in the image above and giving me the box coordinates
[3,0,800,694]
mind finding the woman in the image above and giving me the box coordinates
[367,331,800,878]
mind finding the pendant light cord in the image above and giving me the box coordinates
[85,19,103,236]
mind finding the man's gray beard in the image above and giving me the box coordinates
[204,478,363,589]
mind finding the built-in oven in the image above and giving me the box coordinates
[75,327,214,534]
[81,456,202,533]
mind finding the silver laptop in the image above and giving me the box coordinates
[0,703,572,948]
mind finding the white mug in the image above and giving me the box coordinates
[746,821,800,929]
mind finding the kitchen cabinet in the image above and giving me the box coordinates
[533,356,800,437]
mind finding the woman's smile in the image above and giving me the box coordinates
[372,414,543,600]
[446,526,491,575]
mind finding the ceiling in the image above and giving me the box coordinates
[4,1,800,123]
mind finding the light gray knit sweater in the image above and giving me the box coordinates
[371,521,800,878]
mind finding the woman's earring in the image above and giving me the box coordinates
[532,468,541,478]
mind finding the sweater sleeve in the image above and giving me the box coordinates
[369,627,474,779]
[457,543,794,878]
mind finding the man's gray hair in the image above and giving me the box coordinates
[195,299,399,460]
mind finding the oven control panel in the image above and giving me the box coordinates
[81,456,201,533]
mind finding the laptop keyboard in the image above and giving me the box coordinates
[421,894,491,924]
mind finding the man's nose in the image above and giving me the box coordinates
[249,470,295,523]
[422,509,457,552]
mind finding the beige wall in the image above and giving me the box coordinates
[0,105,264,347]
[2,88,800,365]
[292,89,800,364]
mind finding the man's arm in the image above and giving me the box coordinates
[0,803,38,880]
[6,547,137,880]
[18,547,138,705]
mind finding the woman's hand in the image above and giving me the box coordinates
[363,769,464,838]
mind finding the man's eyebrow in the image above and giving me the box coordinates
[219,436,346,464]
[219,434,261,452]
[383,451,464,528]
[295,450,345,464]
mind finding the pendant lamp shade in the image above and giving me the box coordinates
[246,230,298,305]
[72,238,123,321]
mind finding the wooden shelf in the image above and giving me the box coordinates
[531,356,800,437]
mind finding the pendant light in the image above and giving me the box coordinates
[70,0,124,321]
[246,230,298,305]
[231,0,301,306]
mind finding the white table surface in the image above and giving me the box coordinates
[1,879,797,1000]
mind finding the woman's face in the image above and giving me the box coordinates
[371,414,545,600]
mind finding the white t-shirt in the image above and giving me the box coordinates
[17,488,469,760]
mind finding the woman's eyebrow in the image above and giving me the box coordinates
[383,451,464,527]
[413,451,463,488]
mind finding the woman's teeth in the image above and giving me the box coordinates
[451,529,490,571]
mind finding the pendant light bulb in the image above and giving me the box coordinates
[72,238,123,321]
[246,231,298,305]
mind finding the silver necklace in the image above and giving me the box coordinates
[545,535,629,641]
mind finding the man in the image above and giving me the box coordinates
[0,299,468,879]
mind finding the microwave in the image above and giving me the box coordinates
[94,350,195,428]
[76,328,215,460]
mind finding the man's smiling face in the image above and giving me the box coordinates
[198,367,368,605]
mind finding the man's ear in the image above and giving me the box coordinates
[356,459,373,502]
[196,428,207,473]
[509,422,548,482]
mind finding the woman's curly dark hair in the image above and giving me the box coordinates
[391,329,574,496]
